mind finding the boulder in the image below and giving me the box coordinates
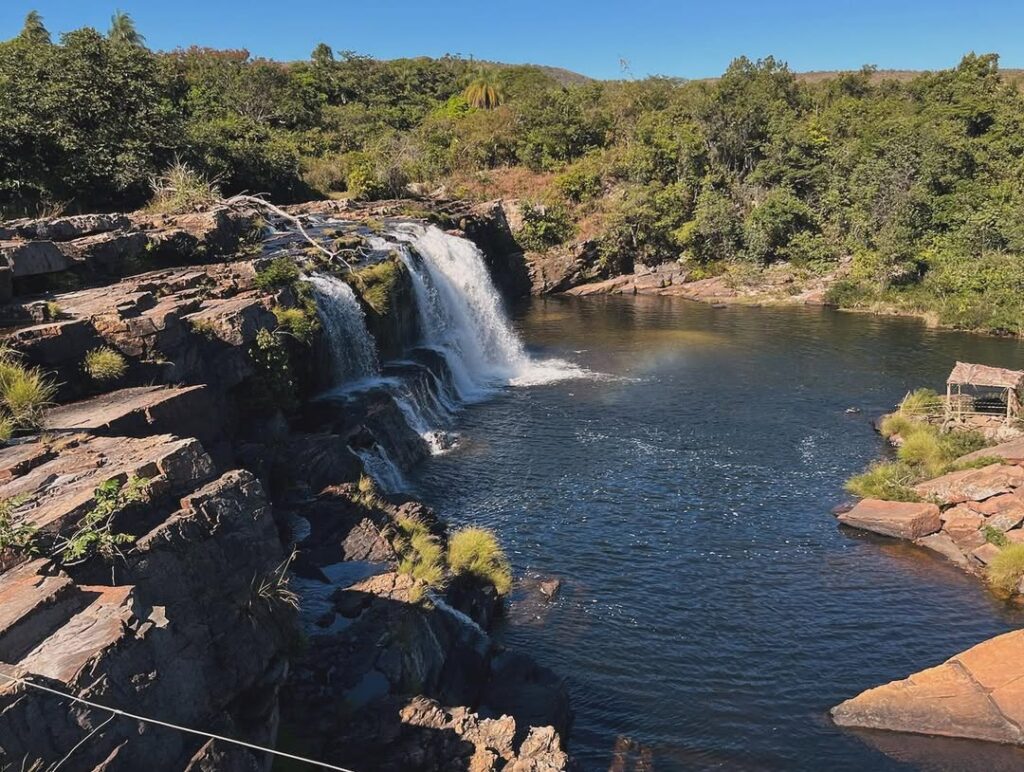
[0,240,75,277]
[32,213,130,241]
[837,499,941,540]
[914,464,1024,504]
[967,492,1024,532]
[60,230,149,272]
[832,629,1024,745]
[940,506,985,549]
[970,542,1002,566]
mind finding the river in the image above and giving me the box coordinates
[408,296,1024,771]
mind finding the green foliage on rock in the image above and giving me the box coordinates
[516,203,573,251]
[352,259,401,314]
[54,476,148,566]
[391,515,445,589]
[0,495,35,569]
[845,461,922,502]
[248,328,298,413]
[254,258,300,291]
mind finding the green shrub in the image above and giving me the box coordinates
[353,474,385,509]
[516,202,573,251]
[147,160,221,214]
[899,388,943,416]
[0,347,55,433]
[54,476,148,567]
[897,431,947,477]
[391,516,445,589]
[987,544,1024,592]
[983,525,1009,547]
[273,305,317,344]
[247,329,298,413]
[447,527,512,595]
[254,258,301,291]
[845,461,921,501]
[352,259,401,314]
[879,413,918,439]
[84,347,128,383]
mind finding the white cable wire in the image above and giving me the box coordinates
[0,672,356,772]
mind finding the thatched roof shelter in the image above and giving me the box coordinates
[946,361,1024,423]
[947,362,1024,390]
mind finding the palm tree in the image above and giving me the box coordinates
[19,11,51,45]
[108,10,145,46]
[463,69,505,110]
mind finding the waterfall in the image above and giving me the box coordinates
[306,273,380,385]
[390,223,583,399]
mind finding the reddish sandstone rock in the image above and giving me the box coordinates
[967,492,1024,532]
[915,532,971,569]
[1005,529,1024,544]
[914,463,1024,504]
[958,437,1024,465]
[832,630,1024,745]
[940,506,986,550]
[970,542,1002,566]
[837,499,941,539]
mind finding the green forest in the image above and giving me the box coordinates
[3,11,1024,333]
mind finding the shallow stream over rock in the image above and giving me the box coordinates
[408,296,1024,771]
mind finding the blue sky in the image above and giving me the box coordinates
[3,1,1023,79]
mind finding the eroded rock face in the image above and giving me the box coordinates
[914,463,1024,504]
[837,499,941,539]
[832,630,1024,746]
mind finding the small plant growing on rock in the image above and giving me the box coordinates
[353,474,385,509]
[845,461,921,502]
[54,476,149,576]
[447,527,512,595]
[44,301,63,320]
[983,525,1009,547]
[352,259,400,314]
[147,160,222,214]
[0,345,56,436]
[390,516,445,589]
[254,258,301,291]
[0,495,36,571]
[987,544,1024,593]
[84,347,128,383]
[248,329,298,413]
[272,305,317,344]
[248,550,300,619]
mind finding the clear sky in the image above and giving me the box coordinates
[3,1,1023,79]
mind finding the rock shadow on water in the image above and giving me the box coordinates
[840,726,1024,771]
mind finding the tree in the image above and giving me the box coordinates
[463,69,505,110]
[18,11,50,45]
[108,10,145,47]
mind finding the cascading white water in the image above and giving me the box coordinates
[390,223,584,399]
[306,273,380,385]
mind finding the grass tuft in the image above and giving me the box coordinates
[987,544,1024,592]
[391,516,445,589]
[0,347,55,434]
[447,527,513,595]
[147,160,221,214]
[845,461,921,501]
[84,347,128,383]
[352,259,400,314]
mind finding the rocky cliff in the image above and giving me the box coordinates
[0,199,569,771]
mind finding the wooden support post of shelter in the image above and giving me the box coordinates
[945,361,1024,425]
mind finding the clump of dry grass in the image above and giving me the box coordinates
[148,160,221,214]
[448,526,512,595]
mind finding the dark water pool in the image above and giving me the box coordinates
[410,296,1024,771]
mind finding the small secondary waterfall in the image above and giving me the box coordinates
[306,273,380,385]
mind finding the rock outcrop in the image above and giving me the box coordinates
[833,629,1024,746]
[837,499,941,539]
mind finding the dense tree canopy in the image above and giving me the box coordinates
[2,15,1024,331]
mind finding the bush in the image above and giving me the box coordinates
[845,461,921,501]
[447,527,512,595]
[247,329,298,413]
[983,525,1009,547]
[54,476,149,568]
[272,305,317,344]
[0,347,55,434]
[254,258,300,291]
[391,516,445,589]
[0,495,35,570]
[147,160,221,214]
[987,544,1024,593]
[516,202,573,251]
[898,388,943,416]
[84,347,128,383]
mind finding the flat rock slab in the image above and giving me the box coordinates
[832,629,1024,745]
[838,499,941,539]
[0,433,215,532]
[46,385,216,442]
[0,240,75,277]
[915,464,1024,504]
[959,437,1024,465]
